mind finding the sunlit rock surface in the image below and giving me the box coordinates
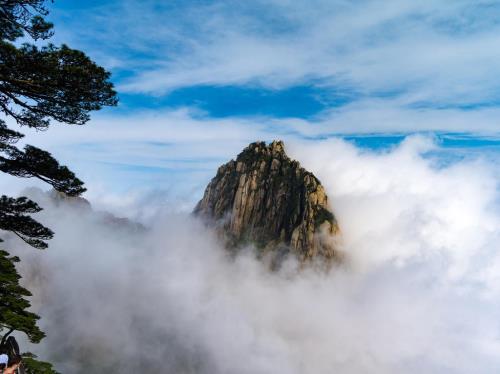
[194,140,339,261]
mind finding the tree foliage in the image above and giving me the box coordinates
[22,352,60,374]
[0,42,117,128]
[0,195,53,249]
[1,142,86,196]
[0,0,53,42]
[0,249,44,343]
[0,0,118,367]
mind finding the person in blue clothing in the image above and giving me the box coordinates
[0,336,23,374]
[3,355,21,374]
[0,352,8,372]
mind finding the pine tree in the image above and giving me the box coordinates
[0,248,44,343]
[0,1,117,371]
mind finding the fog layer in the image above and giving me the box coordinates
[6,137,500,373]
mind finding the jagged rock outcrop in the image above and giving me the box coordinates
[194,140,339,261]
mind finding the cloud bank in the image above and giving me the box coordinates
[3,137,499,373]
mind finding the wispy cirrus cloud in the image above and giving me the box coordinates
[51,0,500,105]
[38,0,500,137]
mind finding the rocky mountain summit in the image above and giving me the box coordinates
[194,140,340,261]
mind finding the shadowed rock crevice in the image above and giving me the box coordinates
[194,140,340,261]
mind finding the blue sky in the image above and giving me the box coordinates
[46,0,500,119]
[2,0,500,207]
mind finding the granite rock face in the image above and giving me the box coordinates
[194,140,339,261]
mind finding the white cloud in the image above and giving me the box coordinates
[38,0,500,136]
[4,138,500,373]
[1,106,498,207]
[48,0,500,108]
[86,0,500,108]
[289,136,499,282]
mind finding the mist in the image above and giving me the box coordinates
[4,137,500,373]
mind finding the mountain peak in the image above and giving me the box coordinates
[194,140,340,262]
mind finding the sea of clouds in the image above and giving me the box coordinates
[4,136,500,373]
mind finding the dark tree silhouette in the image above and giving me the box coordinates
[0,248,44,343]
[0,1,117,372]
